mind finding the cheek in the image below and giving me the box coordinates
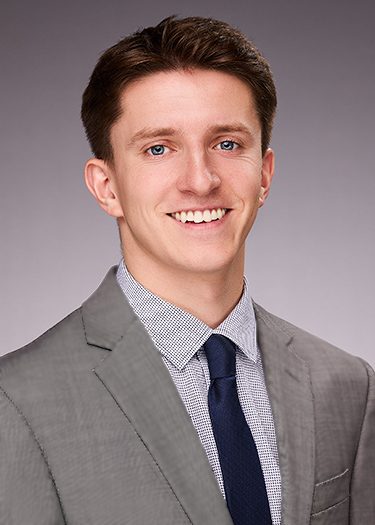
[119,182,165,226]
[229,171,262,200]
[220,155,262,184]
[134,172,177,212]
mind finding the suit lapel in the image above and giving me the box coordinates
[82,268,232,525]
[254,304,315,525]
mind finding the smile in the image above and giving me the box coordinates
[170,208,227,224]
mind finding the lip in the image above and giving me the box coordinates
[171,206,227,213]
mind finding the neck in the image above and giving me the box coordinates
[123,256,245,328]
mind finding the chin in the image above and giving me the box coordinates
[173,255,235,276]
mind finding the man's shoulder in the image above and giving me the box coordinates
[1,307,81,361]
[253,302,372,376]
[0,265,129,371]
[0,266,127,395]
[0,307,94,394]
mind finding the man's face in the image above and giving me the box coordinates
[92,69,274,280]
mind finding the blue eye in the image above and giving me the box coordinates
[148,145,165,156]
[219,140,236,150]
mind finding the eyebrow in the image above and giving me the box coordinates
[127,122,254,147]
[127,127,180,147]
[207,123,254,138]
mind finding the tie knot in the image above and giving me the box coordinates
[204,334,236,380]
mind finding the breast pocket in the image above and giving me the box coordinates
[311,468,350,524]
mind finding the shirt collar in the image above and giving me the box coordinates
[116,260,258,370]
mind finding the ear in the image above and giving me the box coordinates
[84,158,123,218]
[258,148,275,207]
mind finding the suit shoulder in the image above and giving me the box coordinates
[0,307,99,402]
[0,307,84,368]
[253,302,371,376]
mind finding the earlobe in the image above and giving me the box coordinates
[259,148,275,207]
[84,158,123,218]
[258,187,266,207]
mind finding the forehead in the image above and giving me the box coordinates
[112,69,260,139]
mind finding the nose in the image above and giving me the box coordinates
[176,150,221,196]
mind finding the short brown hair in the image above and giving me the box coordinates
[81,16,277,161]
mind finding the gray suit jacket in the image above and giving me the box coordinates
[0,267,374,524]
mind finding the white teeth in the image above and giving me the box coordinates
[172,208,227,223]
[193,211,203,223]
[203,210,211,222]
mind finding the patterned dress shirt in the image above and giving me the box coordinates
[116,260,282,524]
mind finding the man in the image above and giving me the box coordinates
[0,15,373,525]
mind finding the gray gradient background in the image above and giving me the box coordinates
[1,0,374,365]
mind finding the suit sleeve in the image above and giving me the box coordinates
[350,361,375,523]
[0,387,66,525]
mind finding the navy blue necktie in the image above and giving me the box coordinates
[204,334,272,525]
